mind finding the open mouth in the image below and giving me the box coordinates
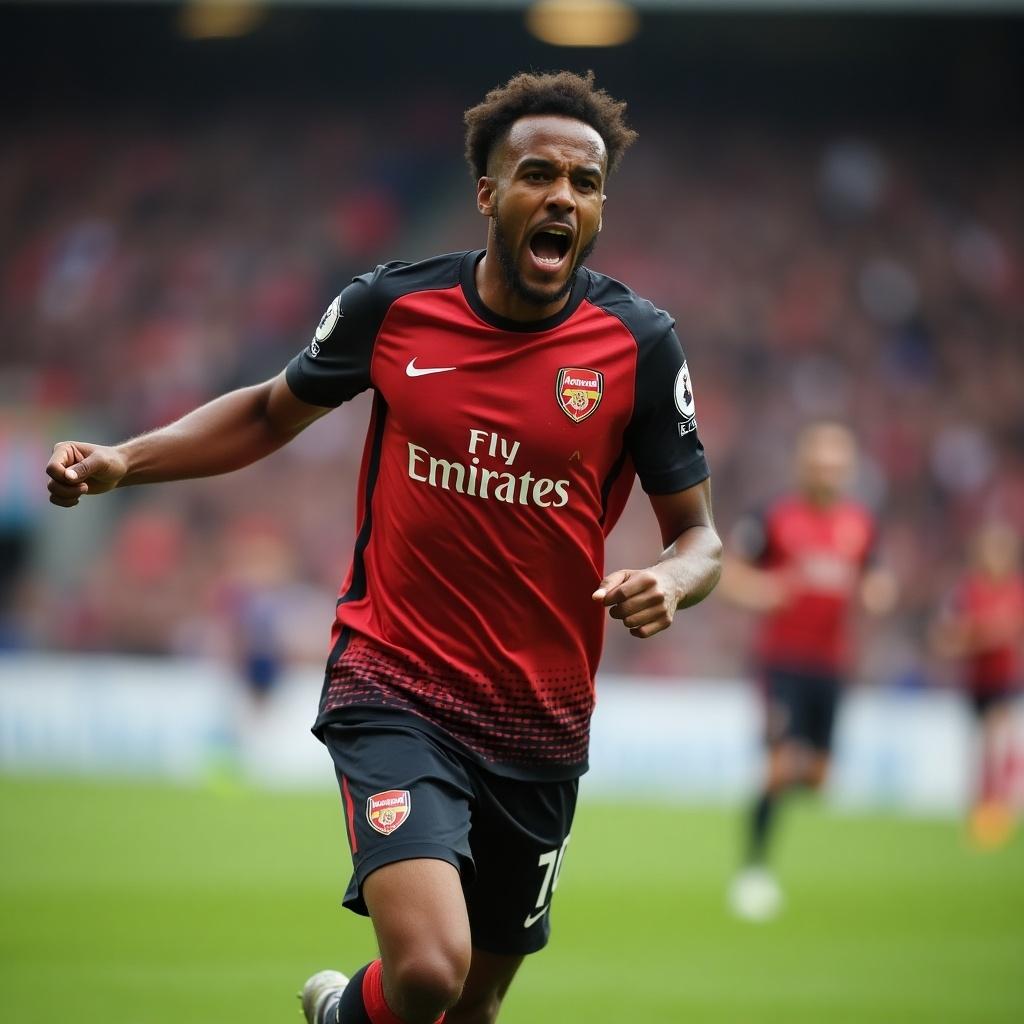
[528,225,573,269]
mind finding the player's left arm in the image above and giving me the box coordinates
[594,479,721,639]
[858,520,899,616]
[860,566,899,615]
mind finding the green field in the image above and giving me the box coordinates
[2,777,1022,1023]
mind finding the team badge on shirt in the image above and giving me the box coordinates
[556,367,603,423]
[366,790,411,836]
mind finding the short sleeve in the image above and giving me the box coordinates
[625,326,710,495]
[730,511,770,564]
[285,276,382,408]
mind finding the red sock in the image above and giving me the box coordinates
[362,959,445,1024]
[1004,744,1024,804]
[994,741,1020,805]
[980,752,998,803]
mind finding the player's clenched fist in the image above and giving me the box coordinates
[592,567,682,639]
[46,441,128,507]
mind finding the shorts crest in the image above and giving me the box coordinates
[367,790,411,836]
[556,367,603,423]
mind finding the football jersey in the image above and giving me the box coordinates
[951,572,1024,693]
[734,495,877,676]
[285,250,709,779]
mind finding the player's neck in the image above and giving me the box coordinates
[802,489,839,508]
[475,251,572,323]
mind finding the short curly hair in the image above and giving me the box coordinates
[463,70,637,181]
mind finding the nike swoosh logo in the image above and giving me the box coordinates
[406,358,456,377]
[523,906,549,928]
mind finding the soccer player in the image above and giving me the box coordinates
[718,422,895,921]
[45,72,721,1024]
[932,522,1024,848]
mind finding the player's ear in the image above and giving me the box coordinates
[598,194,606,232]
[477,176,497,217]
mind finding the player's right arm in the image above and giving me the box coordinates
[48,274,387,509]
[46,372,330,508]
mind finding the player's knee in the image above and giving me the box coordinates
[389,945,471,1020]
[808,761,829,789]
[768,759,798,792]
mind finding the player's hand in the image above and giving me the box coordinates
[752,569,792,612]
[46,441,128,507]
[592,567,682,639]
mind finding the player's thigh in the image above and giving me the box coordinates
[764,669,801,747]
[363,858,472,977]
[805,673,841,761]
[764,672,821,785]
[465,771,578,957]
[765,671,810,773]
[768,671,836,756]
[323,719,477,917]
[446,949,524,1024]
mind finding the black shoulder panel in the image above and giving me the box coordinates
[285,252,465,408]
[585,269,710,496]
[585,269,675,352]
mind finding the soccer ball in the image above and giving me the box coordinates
[728,867,783,922]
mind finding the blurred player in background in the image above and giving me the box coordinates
[932,522,1024,849]
[719,422,896,921]
[46,71,721,1024]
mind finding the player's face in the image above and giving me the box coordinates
[479,115,607,308]
[797,425,856,503]
[973,523,1021,577]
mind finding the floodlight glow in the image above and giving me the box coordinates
[179,1,265,41]
[527,0,640,48]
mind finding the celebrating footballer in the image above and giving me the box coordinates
[46,71,721,1024]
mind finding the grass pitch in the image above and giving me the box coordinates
[1,776,1021,1023]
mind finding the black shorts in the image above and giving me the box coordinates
[971,690,1021,718]
[323,713,578,956]
[763,667,842,753]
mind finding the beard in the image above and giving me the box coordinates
[492,211,598,308]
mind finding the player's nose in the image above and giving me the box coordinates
[545,174,575,212]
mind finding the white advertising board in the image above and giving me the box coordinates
[2,655,1022,815]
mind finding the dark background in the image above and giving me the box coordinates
[3,4,1023,129]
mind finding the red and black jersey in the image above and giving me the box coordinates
[285,250,709,779]
[734,495,877,676]
[950,572,1024,693]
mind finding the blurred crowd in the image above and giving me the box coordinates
[2,99,1022,688]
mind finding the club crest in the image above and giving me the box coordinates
[366,790,411,836]
[556,367,603,423]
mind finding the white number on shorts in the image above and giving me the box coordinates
[524,835,570,928]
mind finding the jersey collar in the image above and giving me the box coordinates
[460,249,590,333]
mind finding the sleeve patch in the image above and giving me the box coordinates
[311,295,343,353]
[674,360,697,433]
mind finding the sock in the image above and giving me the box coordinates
[334,960,445,1024]
[1002,744,1023,805]
[329,965,370,1023]
[992,728,1019,806]
[980,745,1001,804]
[747,791,777,866]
